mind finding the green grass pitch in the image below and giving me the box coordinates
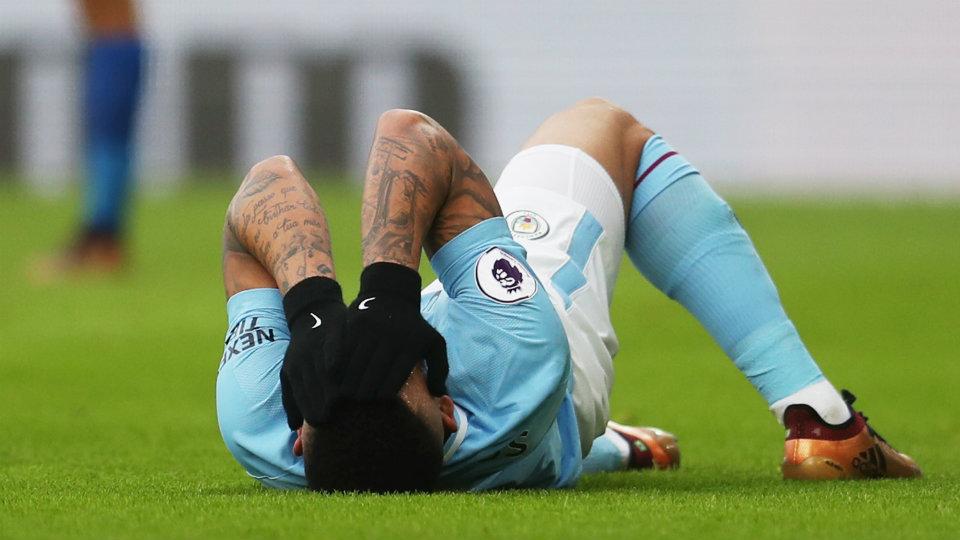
[1,182,958,539]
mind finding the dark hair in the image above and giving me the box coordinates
[304,398,443,493]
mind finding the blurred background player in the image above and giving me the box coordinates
[37,0,144,276]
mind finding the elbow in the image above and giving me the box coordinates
[375,109,441,142]
[377,108,432,129]
[228,154,300,217]
[244,155,299,185]
[374,109,456,178]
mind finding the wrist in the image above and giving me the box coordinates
[358,262,422,304]
[282,276,344,326]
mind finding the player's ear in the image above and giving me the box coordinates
[436,394,457,435]
[293,427,304,456]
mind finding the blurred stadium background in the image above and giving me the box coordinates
[2,2,959,538]
[1,0,958,192]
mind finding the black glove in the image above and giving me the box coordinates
[337,262,449,400]
[280,276,346,429]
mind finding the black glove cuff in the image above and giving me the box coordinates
[282,276,344,326]
[358,262,422,304]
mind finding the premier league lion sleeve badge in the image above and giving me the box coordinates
[475,247,538,304]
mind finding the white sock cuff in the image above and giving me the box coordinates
[603,427,632,468]
[770,379,852,425]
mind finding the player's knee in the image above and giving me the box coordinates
[574,96,621,110]
[573,97,648,134]
[571,97,653,161]
[573,96,630,119]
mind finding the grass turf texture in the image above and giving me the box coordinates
[1,182,958,539]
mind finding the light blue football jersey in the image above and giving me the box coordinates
[216,217,582,490]
[216,289,306,489]
[423,217,582,490]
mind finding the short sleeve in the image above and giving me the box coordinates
[216,288,306,489]
[430,217,538,304]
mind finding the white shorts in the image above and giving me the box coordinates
[494,144,626,455]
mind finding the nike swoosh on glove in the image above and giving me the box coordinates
[337,262,449,400]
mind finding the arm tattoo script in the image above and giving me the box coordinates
[360,114,502,269]
[361,137,431,267]
[225,161,336,293]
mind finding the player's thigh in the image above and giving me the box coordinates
[521,98,653,209]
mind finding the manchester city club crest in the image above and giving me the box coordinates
[506,210,549,240]
[475,247,537,303]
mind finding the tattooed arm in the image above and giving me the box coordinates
[360,109,502,269]
[223,155,336,297]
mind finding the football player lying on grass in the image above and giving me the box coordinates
[216,98,919,492]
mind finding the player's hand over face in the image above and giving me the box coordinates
[279,277,347,429]
[338,262,449,399]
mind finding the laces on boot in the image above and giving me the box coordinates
[841,388,887,443]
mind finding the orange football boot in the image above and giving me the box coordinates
[607,421,680,470]
[782,390,921,480]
